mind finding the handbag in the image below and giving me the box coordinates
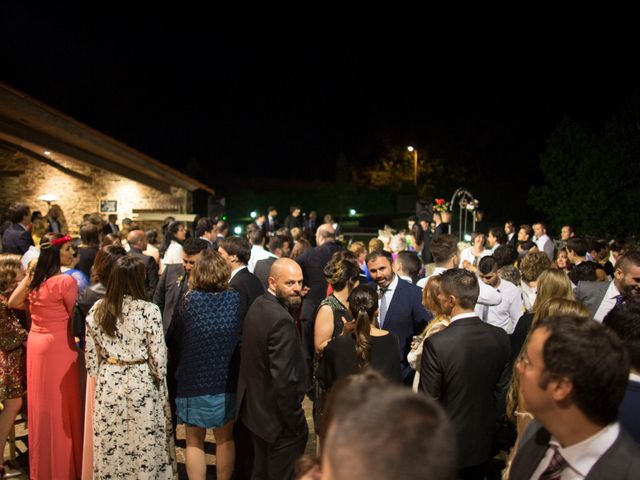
[0,303,28,352]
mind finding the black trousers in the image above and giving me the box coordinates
[250,424,308,480]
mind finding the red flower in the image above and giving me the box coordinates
[435,198,445,205]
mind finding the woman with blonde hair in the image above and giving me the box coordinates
[408,275,452,391]
[510,268,574,362]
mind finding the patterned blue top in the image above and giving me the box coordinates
[173,289,241,397]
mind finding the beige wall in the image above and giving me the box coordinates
[0,145,190,234]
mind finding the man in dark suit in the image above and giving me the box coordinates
[576,250,640,321]
[296,224,342,373]
[218,236,265,326]
[2,202,34,255]
[419,268,511,479]
[102,213,119,236]
[368,250,431,382]
[262,206,280,238]
[153,237,208,430]
[195,216,218,250]
[510,316,640,479]
[127,229,159,300]
[254,234,291,289]
[237,258,309,480]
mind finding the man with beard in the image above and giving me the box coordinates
[237,258,309,480]
[576,250,640,321]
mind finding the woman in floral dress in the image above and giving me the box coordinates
[85,255,176,479]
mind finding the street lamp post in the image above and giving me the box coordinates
[407,146,418,188]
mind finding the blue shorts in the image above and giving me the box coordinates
[176,393,236,429]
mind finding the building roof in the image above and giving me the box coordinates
[0,82,214,194]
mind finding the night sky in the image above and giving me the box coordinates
[2,5,639,221]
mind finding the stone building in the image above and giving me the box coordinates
[0,82,213,233]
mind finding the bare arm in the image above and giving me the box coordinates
[314,305,335,353]
[7,271,32,310]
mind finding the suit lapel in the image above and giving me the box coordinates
[511,426,552,479]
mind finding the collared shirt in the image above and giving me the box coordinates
[230,265,247,281]
[378,274,399,327]
[529,423,620,479]
[449,311,477,324]
[535,234,554,260]
[398,274,413,284]
[248,245,277,273]
[594,281,621,322]
[475,278,523,334]
[416,267,502,308]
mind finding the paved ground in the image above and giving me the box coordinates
[4,398,317,479]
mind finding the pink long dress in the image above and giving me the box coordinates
[27,274,83,480]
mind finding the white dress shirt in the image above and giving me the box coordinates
[535,234,555,260]
[162,240,183,265]
[593,281,622,322]
[417,267,502,308]
[475,278,523,334]
[458,247,490,268]
[378,274,399,328]
[529,423,620,479]
[248,245,277,273]
[450,311,477,324]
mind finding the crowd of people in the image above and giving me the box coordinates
[0,200,639,480]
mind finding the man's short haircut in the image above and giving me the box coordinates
[493,244,518,268]
[290,204,301,212]
[245,222,265,245]
[8,202,30,224]
[488,227,506,245]
[325,385,455,480]
[368,238,384,253]
[429,234,458,264]
[534,316,629,426]
[566,237,589,257]
[216,220,229,235]
[478,255,498,275]
[219,236,251,265]
[195,217,215,237]
[182,237,209,256]
[519,224,534,238]
[396,251,422,279]
[616,250,640,272]
[440,268,479,309]
[349,241,366,258]
[80,223,100,246]
[563,225,575,234]
[610,238,627,254]
[571,261,598,283]
[533,221,546,230]
[365,249,393,265]
[267,205,277,214]
[518,240,537,252]
[268,234,288,254]
[603,297,640,372]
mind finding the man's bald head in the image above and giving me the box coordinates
[127,229,147,249]
[268,258,304,311]
[316,224,336,246]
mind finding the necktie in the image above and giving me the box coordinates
[538,446,568,480]
[615,294,624,306]
[379,287,388,328]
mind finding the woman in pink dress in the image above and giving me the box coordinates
[9,233,83,479]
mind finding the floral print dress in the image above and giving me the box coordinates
[85,296,177,479]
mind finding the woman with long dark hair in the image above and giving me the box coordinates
[160,221,186,271]
[8,233,83,479]
[317,285,401,392]
[72,245,127,480]
[85,256,176,478]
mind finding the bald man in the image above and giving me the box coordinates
[237,258,309,480]
[127,229,159,299]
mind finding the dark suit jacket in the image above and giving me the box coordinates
[230,267,265,325]
[254,257,277,290]
[384,278,431,380]
[575,280,610,319]
[129,247,159,300]
[433,222,449,241]
[510,422,640,479]
[2,223,34,255]
[419,316,511,468]
[102,222,119,236]
[237,293,309,444]
[153,263,187,335]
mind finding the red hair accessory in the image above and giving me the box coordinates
[40,235,72,249]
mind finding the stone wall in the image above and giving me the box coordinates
[0,145,190,233]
